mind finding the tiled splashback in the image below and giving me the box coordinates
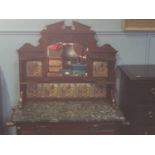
[27,83,106,98]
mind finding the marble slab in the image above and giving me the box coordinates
[12,101,125,123]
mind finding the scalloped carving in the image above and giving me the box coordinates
[18,21,117,54]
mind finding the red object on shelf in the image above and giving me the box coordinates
[49,43,58,51]
[49,43,63,51]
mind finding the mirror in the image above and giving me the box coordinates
[47,42,88,77]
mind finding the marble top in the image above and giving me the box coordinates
[12,101,125,123]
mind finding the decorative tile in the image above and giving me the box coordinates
[94,85,106,97]
[48,84,59,97]
[26,61,42,77]
[93,61,108,77]
[60,83,76,97]
[27,83,107,98]
[77,83,92,97]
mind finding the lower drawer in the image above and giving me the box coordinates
[16,122,122,135]
[122,105,155,124]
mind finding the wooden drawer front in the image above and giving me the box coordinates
[16,122,120,135]
[131,81,155,104]
[133,106,155,124]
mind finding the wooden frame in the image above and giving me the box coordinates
[123,19,155,31]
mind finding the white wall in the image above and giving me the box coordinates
[0,19,122,31]
[0,19,155,106]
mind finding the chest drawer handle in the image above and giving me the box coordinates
[144,131,148,135]
[148,111,153,118]
[151,88,155,95]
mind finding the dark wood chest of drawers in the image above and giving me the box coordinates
[119,65,155,135]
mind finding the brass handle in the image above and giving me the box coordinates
[148,111,153,118]
[151,91,155,95]
[151,88,155,95]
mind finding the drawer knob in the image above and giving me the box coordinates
[144,131,148,135]
[151,88,155,95]
[148,111,153,118]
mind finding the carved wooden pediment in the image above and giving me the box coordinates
[19,21,117,54]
